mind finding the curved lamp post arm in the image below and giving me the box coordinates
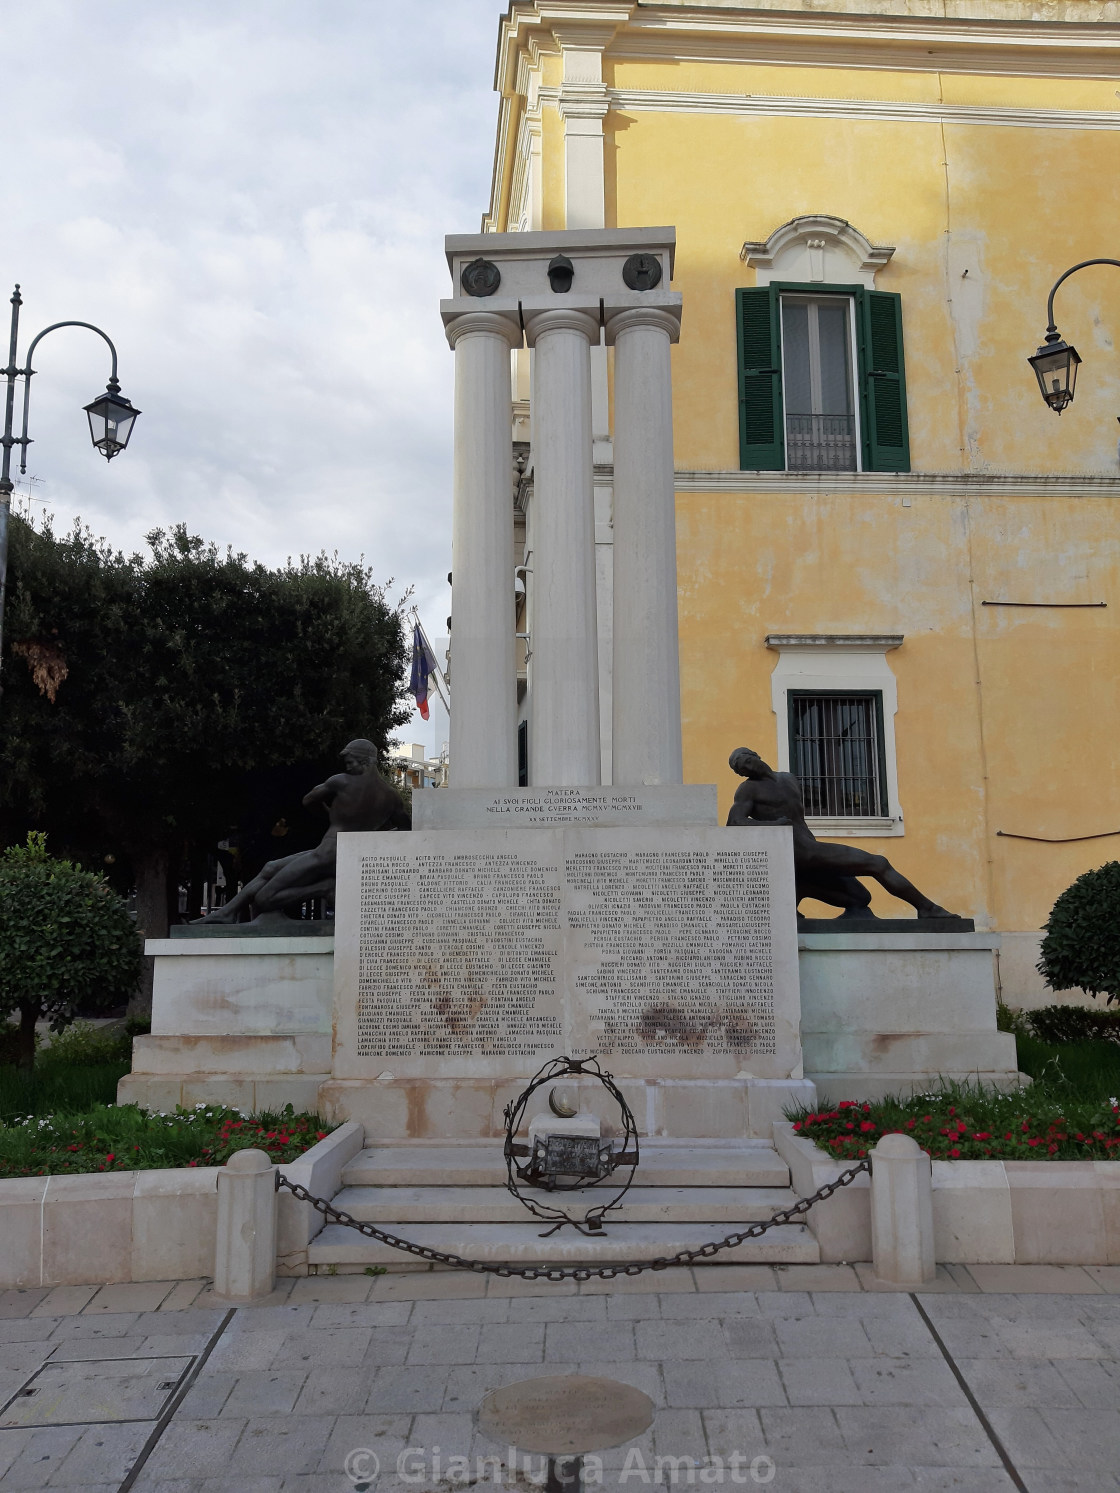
[17,320,121,474]
[1044,258,1120,334]
[1029,257,1120,413]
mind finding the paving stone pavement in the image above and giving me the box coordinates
[1,1264,1119,1492]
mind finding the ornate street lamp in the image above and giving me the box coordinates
[1028,258,1120,413]
[0,283,140,696]
[83,383,140,460]
[1028,333,1081,414]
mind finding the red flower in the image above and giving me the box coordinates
[950,1148,960,1157]
[860,1121,876,1132]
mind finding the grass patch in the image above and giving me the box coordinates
[0,1019,137,1122]
[0,1103,336,1178]
[0,1063,132,1121]
[1014,1032,1120,1097]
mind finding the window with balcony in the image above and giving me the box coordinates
[781,297,858,472]
[736,284,910,473]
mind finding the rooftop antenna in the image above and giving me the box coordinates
[14,474,45,522]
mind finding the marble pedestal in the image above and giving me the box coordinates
[798,931,1022,1101]
[117,936,333,1113]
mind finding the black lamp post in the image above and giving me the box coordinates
[1028,258,1120,413]
[0,283,140,694]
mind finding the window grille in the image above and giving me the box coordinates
[788,692,887,817]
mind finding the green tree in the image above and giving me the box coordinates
[1038,861,1120,1005]
[0,834,142,1068]
[0,517,410,975]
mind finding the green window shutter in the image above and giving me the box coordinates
[736,286,784,470]
[857,290,910,472]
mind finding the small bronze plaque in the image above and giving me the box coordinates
[542,1134,603,1178]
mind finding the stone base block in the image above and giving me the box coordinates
[118,1072,329,1114]
[131,1033,331,1075]
[316,1075,799,1139]
[808,1030,1019,1079]
[804,1070,1029,1103]
[145,935,333,1037]
[799,932,1020,1100]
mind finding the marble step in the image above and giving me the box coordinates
[329,1184,800,1225]
[307,1220,819,1270]
[341,1141,790,1190]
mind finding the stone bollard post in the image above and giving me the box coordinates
[870,1132,936,1286]
[214,1148,277,1301]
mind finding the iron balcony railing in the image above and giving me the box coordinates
[786,413,857,472]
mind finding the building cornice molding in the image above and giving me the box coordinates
[602,86,1120,129]
[618,7,1120,62]
[674,471,1120,497]
[558,83,612,118]
[488,0,1120,227]
[765,633,904,651]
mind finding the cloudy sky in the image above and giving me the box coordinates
[4,0,505,750]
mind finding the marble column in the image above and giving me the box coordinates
[445,310,522,788]
[606,304,683,785]
[523,306,601,786]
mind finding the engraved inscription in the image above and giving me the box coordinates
[350,837,782,1067]
[568,848,776,1058]
[356,851,563,1058]
[484,788,644,826]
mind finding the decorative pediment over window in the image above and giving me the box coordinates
[740,216,895,289]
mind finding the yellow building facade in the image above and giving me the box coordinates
[485,0,1120,1002]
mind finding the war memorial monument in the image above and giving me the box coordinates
[119,228,1020,1267]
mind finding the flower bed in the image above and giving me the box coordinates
[0,1102,335,1178]
[790,1090,1120,1162]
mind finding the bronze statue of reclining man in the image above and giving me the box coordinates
[726,745,951,920]
[196,739,409,924]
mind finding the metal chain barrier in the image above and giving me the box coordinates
[275,1158,871,1282]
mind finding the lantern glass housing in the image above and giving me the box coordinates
[83,387,140,460]
[1028,336,1081,413]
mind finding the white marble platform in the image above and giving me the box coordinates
[118,936,334,1113]
[798,930,1021,1099]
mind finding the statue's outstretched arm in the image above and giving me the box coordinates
[302,775,341,809]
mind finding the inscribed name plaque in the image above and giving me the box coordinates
[332,825,800,1082]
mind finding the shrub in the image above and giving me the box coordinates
[1027,1004,1120,1047]
[1038,860,1120,1006]
[37,1020,133,1070]
[0,834,142,1069]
